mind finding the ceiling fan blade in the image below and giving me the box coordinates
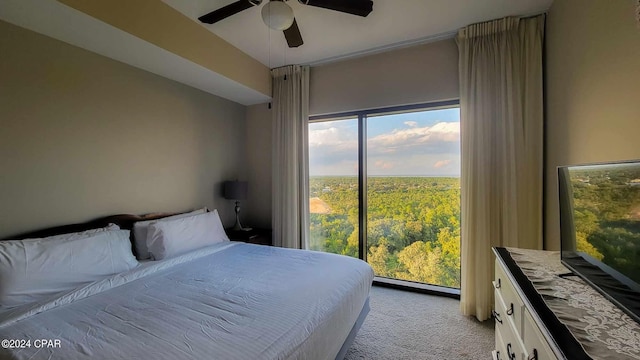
[283,19,303,48]
[198,0,261,24]
[299,0,373,17]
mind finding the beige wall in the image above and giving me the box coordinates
[0,20,247,238]
[544,0,640,250]
[309,39,459,115]
[246,39,461,225]
[244,103,273,229]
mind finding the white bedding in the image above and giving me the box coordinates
[0,242,373,360]
[0,229,138,309]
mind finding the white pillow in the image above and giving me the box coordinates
[0,230,138,309]
[132,208,207,260]
[146,210,229,260]
[42,223,120,241]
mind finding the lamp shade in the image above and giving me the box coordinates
[223,181,248,200]
[261,1,294,30]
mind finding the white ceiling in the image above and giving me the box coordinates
[0,0,553,105]
[163,0,554,68]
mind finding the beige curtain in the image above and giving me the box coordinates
[271,65,310,249]
[457,15,545,321]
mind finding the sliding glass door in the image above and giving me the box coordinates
[308,103,461,289]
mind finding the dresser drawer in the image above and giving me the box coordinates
[495,288,526,360]
[495,261,525,336]
[522,309,557,360]
[495,319,525,360]
[494,323,507,360]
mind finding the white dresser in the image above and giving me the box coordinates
[492,247,640,360]
[493,252,558,360]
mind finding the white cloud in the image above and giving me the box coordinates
[367,122,460,157]
[433,159,452,168]
[309,121,460,176]
[369,122,459,147]
[308,125,357,151]
[308,123,358,175]
[367,153,460,176]
[373,160,394,170]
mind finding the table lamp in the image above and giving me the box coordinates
[223,180,251,231]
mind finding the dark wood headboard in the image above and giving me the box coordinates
[1,211,187,257]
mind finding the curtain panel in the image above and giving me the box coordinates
[271,65,310,250]
[457,15,545,321]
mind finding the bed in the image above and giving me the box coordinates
[0,210,373,360]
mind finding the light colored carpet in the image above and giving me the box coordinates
[344,286,495,360]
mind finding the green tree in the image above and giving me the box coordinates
[396,241,442,284]
[368,239,392,277]
[310,176,461,288]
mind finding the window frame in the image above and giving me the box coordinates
[309,99,461,296]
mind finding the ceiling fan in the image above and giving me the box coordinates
[198,0,374,48]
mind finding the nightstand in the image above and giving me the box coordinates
[225,228,273,246]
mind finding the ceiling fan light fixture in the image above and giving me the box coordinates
[261,1,295,30]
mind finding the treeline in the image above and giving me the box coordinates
[309,176,461,288]
[570,167,640,282]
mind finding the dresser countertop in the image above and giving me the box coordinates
[496,247,640,360]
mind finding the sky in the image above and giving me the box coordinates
[309,108,460,176]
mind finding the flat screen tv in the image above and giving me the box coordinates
[559,160,640,324]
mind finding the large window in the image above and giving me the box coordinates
[308,102,461,289]
[308,118,359,257]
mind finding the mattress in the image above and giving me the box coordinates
[0,242,374,360]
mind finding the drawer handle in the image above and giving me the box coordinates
[491,309,502,324]
[495,278,502,289]
[528,349,538,360]
[496,350,501,360]
[506,343,516,360]
[506,303,514,316]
